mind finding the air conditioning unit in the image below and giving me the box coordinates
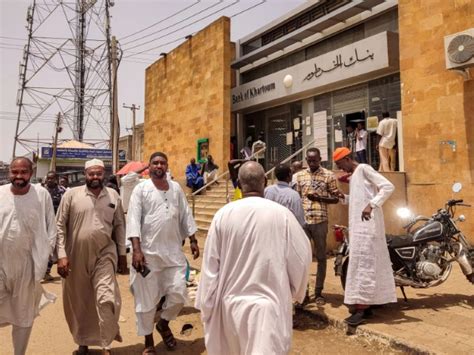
[444,28,474,70]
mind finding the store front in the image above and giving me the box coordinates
[233,31,400,170]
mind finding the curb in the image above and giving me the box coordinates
[302,306,434,355]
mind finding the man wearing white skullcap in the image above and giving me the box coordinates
[84,158,105,169]
[56,158,127,355]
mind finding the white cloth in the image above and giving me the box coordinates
[135,265,187,336]
[355,129,368,152]
[12,325,33,355]
[0,184,57,329]
[126,179,197,327]
[85,158,104,169]
[120,172,144,213]
[377,118,397,149]
[344,164,397,305]
[251,140,266,160]
[203,169,218,184]
[195,197,312,355]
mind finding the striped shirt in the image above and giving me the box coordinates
[295,167,338,225]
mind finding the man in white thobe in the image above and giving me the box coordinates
[127,152,199,354]
[0,157,56,355]
[196,161,312,355]
[333,147,397,326]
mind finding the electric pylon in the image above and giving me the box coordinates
[13,0,115,157]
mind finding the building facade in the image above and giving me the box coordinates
[229,0,473,241]
[399,0,474,240]
[232,0,401,171]
[143,17,232,186]
[141,1,474,241]
[118,123,144,162]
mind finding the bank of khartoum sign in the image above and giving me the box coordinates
[231,31,399,112]
[232,83,276,104]
[41,147,126,160]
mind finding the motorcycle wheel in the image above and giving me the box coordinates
[340,258,349,290]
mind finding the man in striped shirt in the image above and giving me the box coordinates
[295,147,340,305]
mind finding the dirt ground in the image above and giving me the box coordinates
[0,236,401,354]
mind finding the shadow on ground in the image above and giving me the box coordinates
[81,337,206,355]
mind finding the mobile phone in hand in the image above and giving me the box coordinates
[140,265,151,278]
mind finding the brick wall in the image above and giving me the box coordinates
[144,17,232,187]
[399,0,474,242]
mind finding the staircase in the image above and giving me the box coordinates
[188,179,234,236]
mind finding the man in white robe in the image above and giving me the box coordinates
[333,147,397,326]
[127,152,199,354]
[196,161,312,355]
[0,157,56,355]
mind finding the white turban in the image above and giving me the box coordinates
[85,158,104,169]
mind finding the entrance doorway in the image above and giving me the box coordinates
[242,102,302,171]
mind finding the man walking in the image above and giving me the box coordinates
[56,159,127,355]
[265,164,305,226]
[376,111,397,171]
[295,147,340,305]
[127,152,199,354]
[196,161,311,355]
[43,170,66,282]
[333,147,396,326]
[0,157,57,355]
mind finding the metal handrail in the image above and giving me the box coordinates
[264,138,317,184]
[191,146,267,216]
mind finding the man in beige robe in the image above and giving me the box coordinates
[56,159,127,355]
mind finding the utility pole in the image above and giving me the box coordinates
[111,36,120,174]
[122,103,140,161]
[50,112,62,171]
[74,0,86,141]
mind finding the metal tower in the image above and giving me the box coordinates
[13,0,114,157]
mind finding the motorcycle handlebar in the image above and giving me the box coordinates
[447,199,464,206]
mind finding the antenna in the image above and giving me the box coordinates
[12,0,115,158]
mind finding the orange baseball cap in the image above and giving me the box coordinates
[333,147,352,162]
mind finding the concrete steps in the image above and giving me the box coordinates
[187,179,234,234]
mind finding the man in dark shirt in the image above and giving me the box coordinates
[45,171,66,213]
[43,170,66,281]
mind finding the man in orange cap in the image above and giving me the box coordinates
[333,147,396,326]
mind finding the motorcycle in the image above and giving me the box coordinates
[334,184,474,301]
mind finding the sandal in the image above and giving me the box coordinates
[315,295,326,306]
[142,346,157,354]
[156,320,177,350]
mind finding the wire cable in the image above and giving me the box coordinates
[120,0,201,41]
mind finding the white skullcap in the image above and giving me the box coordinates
[85,158,105,169]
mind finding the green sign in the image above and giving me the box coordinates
[196,138,209,163]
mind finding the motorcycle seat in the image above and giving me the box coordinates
[386,234,413,248]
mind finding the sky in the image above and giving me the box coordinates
[0,0,307,162]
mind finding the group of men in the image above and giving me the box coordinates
[345,111,398,172]
[1,144,396,354]
[185,155,219,192]
[264,147,396,326]
[0,155,198,355]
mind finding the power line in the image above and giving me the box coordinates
[123,0,241,55]
[230,0,266,18]
[121,0,224,47]
[120,0,201,41]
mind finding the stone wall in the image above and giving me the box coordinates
[144,17,232,187]
[399,0,474,242]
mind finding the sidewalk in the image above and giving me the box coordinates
[304,259,474,354]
